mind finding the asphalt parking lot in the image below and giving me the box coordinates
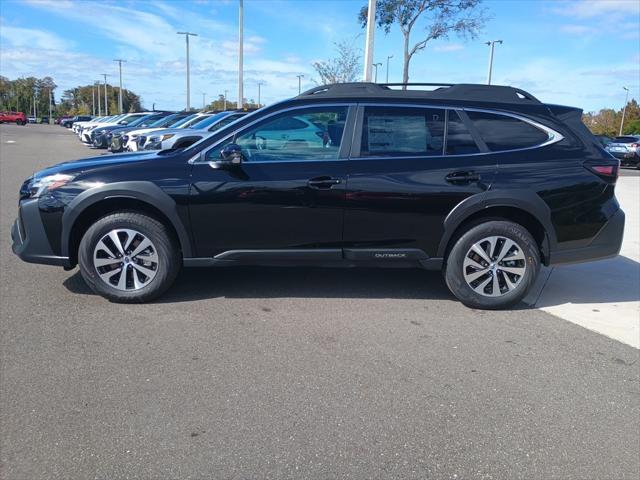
[1,124,639,479]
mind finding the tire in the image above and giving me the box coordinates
[78,211,181,303]
[444,220,540,310]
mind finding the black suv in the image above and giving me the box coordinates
[11,83,624,309]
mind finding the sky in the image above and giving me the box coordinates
[0,0,638,113]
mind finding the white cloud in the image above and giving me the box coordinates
[0,24,71,51]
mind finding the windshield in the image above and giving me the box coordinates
[169,114,199,128]
[126,114,159,127]
[181,115,211,128]
[149,113,183,128]
[189,112,230,129]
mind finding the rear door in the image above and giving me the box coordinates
[343,104,496,259]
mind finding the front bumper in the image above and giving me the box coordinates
[549,208,625,265]
[11,199,71,267]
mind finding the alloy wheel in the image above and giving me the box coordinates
[93,228,159,291]
[462,235,527,297]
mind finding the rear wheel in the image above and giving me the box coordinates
[78,212,181,303]
[444,220,540,310]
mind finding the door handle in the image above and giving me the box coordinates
[308,176,342,189]
[445,171,480,184]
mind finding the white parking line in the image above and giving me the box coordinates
[535,176,640,348]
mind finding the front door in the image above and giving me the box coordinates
[344,105,496,259]
[189,105,353,257]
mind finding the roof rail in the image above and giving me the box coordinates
[298,82,542,105]
[380,82,455,88]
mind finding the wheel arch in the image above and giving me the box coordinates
[62,182,192,265]
[438,191,556,265]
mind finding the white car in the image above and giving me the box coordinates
[73,115,111,134]
[79,113,151,144]
[75,115,123,138]
[124,113,211,151]
[142,111,249,151]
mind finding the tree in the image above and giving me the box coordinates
[312,40,362,85]
[359,0,488,85]
[582,99,640,137]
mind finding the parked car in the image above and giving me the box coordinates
[91,112,173,149]
[27,116,36,124]
[123,112,211,151]
[61,115,92,128]
[594,135,612,147]
[605,135,640,168]
[11,82,624,309]
[0,111,27,125]
[79,113,140,144]
[142,110,250,151]
[109,112,191,153]
[56,116,72,125]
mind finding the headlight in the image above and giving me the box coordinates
[129,134,138,139]
[161,134,174,141]
[27,173,76,198]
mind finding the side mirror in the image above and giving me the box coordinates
[210,143,243,169]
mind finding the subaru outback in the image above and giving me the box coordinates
[11,82,624,309]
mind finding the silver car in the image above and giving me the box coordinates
[142,111,249,151]
[606,135,640,168]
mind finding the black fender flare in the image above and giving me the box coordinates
[61,181,193,258]
[436,189,556,258]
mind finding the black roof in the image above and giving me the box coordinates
[298,82,542,105]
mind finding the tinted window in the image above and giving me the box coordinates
[467,111,549,151]
[360,106,444,157]
[446,110,480,155]
[210,107,348,162]
[613,136,640,143]
[209,114,244,131]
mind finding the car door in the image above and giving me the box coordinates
[189,104,354,258]
[343,104,496,260]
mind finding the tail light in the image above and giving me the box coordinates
[585,161,619,183]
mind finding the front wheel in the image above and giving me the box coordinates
[444,220,540,310]
[78,212,181,303]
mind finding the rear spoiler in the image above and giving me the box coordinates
[546,104,596,146]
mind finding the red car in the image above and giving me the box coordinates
[0,111,27,125]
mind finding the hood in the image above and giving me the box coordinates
[33,151,162,180]
[145,127,186,138]
[126,127,165,137]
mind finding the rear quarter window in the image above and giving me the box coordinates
[466,111,549,151]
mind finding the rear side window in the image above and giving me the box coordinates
[446,110,481,155]
[466,111,549,151]
[360,106,444,157]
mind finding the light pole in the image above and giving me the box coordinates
[202,92,206,110]
[113,59,126,113]
[372,62,382,83]
[296,74,304,95]
[485,40,503,85]
[48,88,52,124]
[92,84,95,116]
[386,55,393,83]
[238,0,244,110]
[257,82,263,107]
[223,90,228,110]
[619,86,630,136]
[101,73,109,115]
[363,0,376,81]
[177,31,198,111]
[96,81,101,116]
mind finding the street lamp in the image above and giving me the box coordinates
[257,81,263,107]
[619,86,630,136]
[372,62,382,83]
[386,55,393,83]
[223,89,228,110]
[113,59,126,114]
[296,74,304,95]
[101,73,109,115]
[177,31,198,111]
[95,81,101,116]
[485,40,503,85]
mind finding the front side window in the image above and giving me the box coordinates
[360,106,445,157]
[466,110,549,151]
[210,107,348,162]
